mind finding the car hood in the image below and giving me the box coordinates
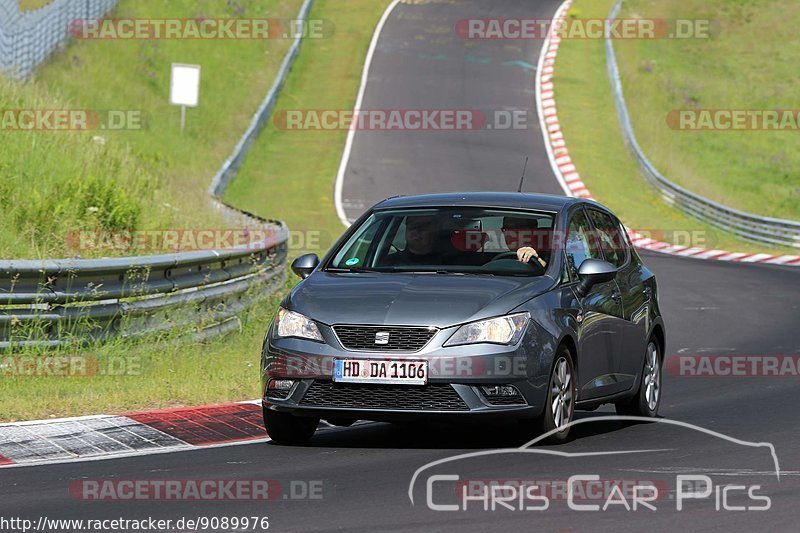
[285,272,556,328]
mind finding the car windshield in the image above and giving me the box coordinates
[327,207,556,276]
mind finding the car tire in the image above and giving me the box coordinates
[536,346,576,443]
[263,406,319,445]
[615,338,662,418]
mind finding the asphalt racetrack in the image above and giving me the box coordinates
[2,1,799,531]
[337,0,564,222]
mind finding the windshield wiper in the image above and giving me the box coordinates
[327,267,504,276]
[401,269,502,276]
[397,270,465,275]
[325,267,375,273]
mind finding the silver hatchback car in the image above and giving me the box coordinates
[261,193,665,444]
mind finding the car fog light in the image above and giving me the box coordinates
[480,385,519,397]
[268,379,296,391]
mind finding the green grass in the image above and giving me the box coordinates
[616,0,800,221]
[0,0,391,421]
[0,278,292,422]
[226,0,394,253]
[1,0,303,259]
[0,78,160,258]
[554,0,797,255]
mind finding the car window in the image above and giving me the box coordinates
[332,215,383,268]
[565,209,602,279]
[560,253,571,283]
[588,209,628,268]
[328,207,556,276]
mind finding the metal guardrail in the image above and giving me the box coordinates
[0,0,120,79]
[605,0,800,249]
[0,216,289,350]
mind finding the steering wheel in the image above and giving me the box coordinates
[491,251,521,261]
[488,251,545,275]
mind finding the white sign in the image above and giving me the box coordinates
[170,64,201,107]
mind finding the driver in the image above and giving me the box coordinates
[502,216,547,268]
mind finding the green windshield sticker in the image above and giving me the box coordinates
[345,257,360,266]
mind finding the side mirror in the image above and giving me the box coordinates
[575,259,617,297]
[291,253,320,279]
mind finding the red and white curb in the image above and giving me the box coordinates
[0,401,269,468]
[535,0,800,268]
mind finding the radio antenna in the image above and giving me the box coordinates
[517,156,529,192]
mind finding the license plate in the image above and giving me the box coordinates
[333,359,427,385]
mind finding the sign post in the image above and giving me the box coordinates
[169,63,201,132]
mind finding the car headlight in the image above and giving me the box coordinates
[444,312,530,347]
[274,307,323,342]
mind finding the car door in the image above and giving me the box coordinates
[587,209,648,389]
[565,207,626,399]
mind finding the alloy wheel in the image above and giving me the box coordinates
[550,356,573,430]
[644,341,660,411]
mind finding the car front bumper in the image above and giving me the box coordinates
[260,321,553,422]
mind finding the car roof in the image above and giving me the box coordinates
[373,192,589,212]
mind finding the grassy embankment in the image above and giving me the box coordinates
[1,0,301,258]
[554,0,798,254]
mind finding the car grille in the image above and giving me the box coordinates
[300,381,469,411]
[332,325,437,352]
